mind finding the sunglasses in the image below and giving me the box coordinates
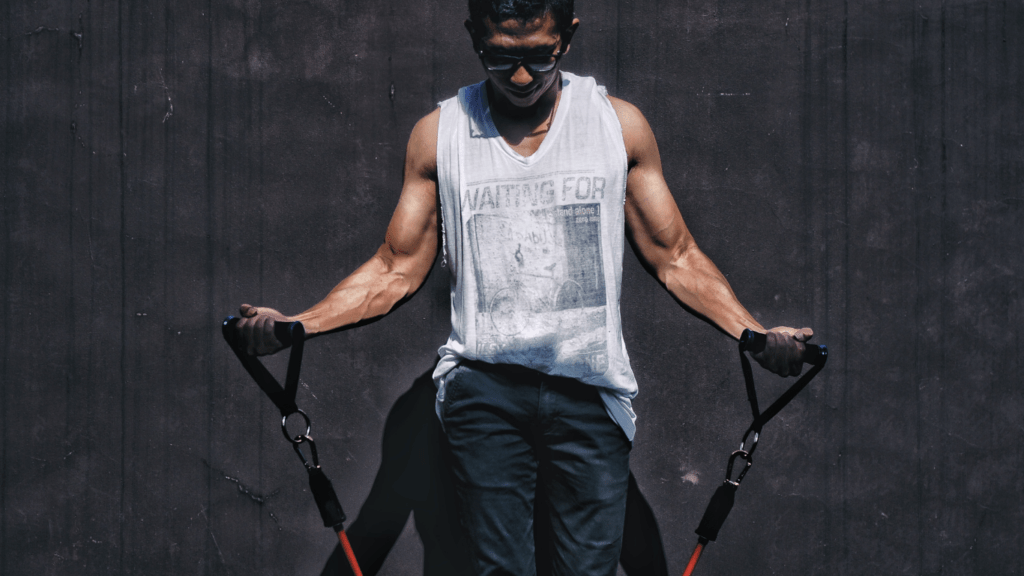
[477,48,566,73]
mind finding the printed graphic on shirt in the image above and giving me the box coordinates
[465,174,608,376]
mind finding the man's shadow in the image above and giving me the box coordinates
[322,363,668,576]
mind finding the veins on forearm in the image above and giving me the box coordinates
[660,248,762,338]
[297,253,415,334]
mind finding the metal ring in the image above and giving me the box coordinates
[281,409,312,444]
[740,428,760,458]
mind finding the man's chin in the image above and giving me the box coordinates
[504,88,540,107]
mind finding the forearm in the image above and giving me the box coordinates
[658,245,764,340]
[292,246,427,336]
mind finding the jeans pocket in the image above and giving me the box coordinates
[441,365,466,423]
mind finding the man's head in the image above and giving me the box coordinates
[466,0,580,109]
[468,0,575,33]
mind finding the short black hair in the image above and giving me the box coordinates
[468,0,575,33]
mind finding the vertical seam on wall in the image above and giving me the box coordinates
[1011,5,1023,568]
[938,5,950,571]
[982,3,990,203]
[0,0,10,571]
[65,0,77,562]
[912,6,924,573]
[387,1,397,127]
[257,46,266,575]
[163,5,176,570]
[205,0,215,570]
[798,1,824,567]
[252,4,267,564]
[118,0,128,572]
[840,1,851,570]
[614,0,621,95]
[430,1,438,106]
[162,2,171,537]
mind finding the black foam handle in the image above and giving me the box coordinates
[308,466,347,529]
[740,329,828,366]
[695,481,737,542]
[222,315,305,350]
[273,319,302,348]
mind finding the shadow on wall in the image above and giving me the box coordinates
[320,363,669,576]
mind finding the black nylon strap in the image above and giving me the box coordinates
[737,329,828,434]
[222,316,306,416]
[740,346,760,422]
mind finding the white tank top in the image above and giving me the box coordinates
[432,72,638,440]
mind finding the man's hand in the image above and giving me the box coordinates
[233,303,293,356]
[752,327,814,377]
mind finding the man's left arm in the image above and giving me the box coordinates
[609,96,812,377]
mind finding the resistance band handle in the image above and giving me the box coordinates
[738,328,829,430]
[740,329,827,366]
[222,316,359,576]
[222,315,305,349]
[222,316,306,416]
[686,330,830,574]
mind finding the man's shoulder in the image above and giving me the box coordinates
[411,107,441,142]
[602,96,655,167]
[407,108,441,176]
[605,96,645,133]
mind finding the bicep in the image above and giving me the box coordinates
[379,110,441,275]
[610,98,694,271]
[624,171,693,271]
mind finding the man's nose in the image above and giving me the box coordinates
[510,64,534,86]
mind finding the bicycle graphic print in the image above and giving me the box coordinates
[468,203,609,375]
[487,255,586,337]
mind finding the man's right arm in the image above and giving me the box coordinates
[234,108,441,356]
[610,96,813,377]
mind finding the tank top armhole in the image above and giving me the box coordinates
[589,79,629,205]
[436,95,463,269]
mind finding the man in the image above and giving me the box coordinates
[235,0,813,574]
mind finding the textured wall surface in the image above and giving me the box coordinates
[2,0,1022,574]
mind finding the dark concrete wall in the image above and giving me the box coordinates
[3,0,1021,574]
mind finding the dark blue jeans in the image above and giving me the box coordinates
[441,361,632,576]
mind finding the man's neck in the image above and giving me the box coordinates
[486,75,561,125]
[486,75,562,151]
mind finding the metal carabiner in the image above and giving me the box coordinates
[725,450,753,486]
[292,435,320,470]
